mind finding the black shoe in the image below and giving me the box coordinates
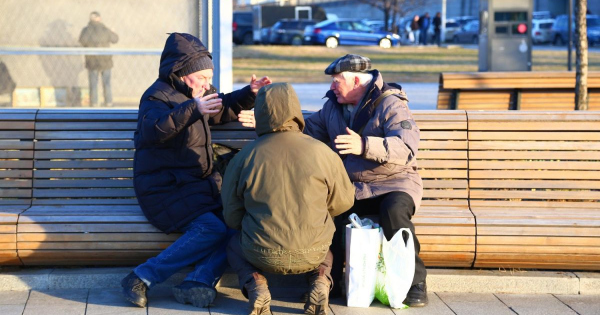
[403,282,428,307]
[121,272,147,307]
[172,281,216,308]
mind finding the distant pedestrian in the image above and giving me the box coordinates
[79,11,118,107]
[433,12,442,46]
[410,15,420,45]
[419,12,431,45]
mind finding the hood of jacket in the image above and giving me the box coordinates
[254,82,305,136]
[158,33,212,97]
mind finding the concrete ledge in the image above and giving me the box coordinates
[0,267,597,296]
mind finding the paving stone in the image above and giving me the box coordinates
[0,304,27,315]
[329,297,395,314]
[0,290,29,304]
[209,287,248,315]
[23,289,87,315]
[270,297,309,314]
[436,292,514,315]
[49,267,131,290]
[574,272,600,295]
[87,288,146,315]
[401,293,455,315]
[554,295,600,315]
[147,286,209,314]
[0,268,51,290]
[495,293,577,315]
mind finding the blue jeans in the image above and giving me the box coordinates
[134,212,231,288]
[88,69,112,106]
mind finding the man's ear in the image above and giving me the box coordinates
[354,75,360,88]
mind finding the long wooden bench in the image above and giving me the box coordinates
[1,109,598,271]
[437,71,600,110]
[468,112,600,270]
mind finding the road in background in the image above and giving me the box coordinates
[234,82,438,111]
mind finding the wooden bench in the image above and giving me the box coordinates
[0,109,36,265]
[437,71,600,110]
[468,112,600,270]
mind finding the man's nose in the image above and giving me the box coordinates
[330,82,336,90]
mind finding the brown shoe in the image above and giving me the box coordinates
[304,275,330,315]
[244,273,272,315]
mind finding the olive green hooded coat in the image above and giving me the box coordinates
[222,83,355,275]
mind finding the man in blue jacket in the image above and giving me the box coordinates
[120,32,271,309]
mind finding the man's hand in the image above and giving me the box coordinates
[238,110,255,128]
[250,74,272,95]
[194,93,222,115]
[335,127,363,155]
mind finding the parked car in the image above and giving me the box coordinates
[551,14,600,46]
[303,19,400,48]
[451,20,479,44]
[532,19,555,44]
[269,19,317,45]
[233,11,253,45]
[533,11,553,20]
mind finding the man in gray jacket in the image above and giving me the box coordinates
[304,54,428,307]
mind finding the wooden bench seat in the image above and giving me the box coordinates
[0,109,36,265]
[468,111,600,270]
[412,111,475,267]
[438,71,600,110]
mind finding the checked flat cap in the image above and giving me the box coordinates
[324,54,371,75]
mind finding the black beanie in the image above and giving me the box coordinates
[176,55,214,77]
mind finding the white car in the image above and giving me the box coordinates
[532,19,554,44]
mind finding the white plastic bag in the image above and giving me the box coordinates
[374,228,415,309]
[345,214,381,308]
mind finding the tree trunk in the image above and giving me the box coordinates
[575,0,588,110]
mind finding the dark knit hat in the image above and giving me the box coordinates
[176,55,214,77]
[324,54,371,75]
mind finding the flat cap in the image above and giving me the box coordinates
[324,54,371,75]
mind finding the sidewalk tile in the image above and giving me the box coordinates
[555,295,600,315]
[0,290,29,304]
[209,287,248,315]
[23,289,87,315]
[87,288,146,315]
[329,297,395,314]
[0,304,27,315]
[402,293,455,314]
[495,293,577,315]
[436,292,514,315]
[147,287,209,314]
[0,269,51,290]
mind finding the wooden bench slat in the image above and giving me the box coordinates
[470,180,600,189]
[423,190,468,199]
[418,151,467,159]
[0,141,34,150]
[470,170,600,180]
[0,180,32,188]
[18,233,180,242]
[32,189,136,198]
[469,122,600,131]
[33,179,133,188]
[469,131,600,141]
[33,170,132,178]
[470,161,600,171]
[420,169,467,179]
[19,215,148,223]
[34,151,134,159]
[422,180,468,189]
[469,141,600,150]
[35,122,137,130]
[0,151,34,159]
[478,235,600,246]
[477,226,600,237]
[18,242,174,250]
[18,223,162,233]
[34,160,133,169]
[35,140,134,150]
[0,170,32,178]
[31,199,139,205]
[469,151,600,160]
[35,131,135,140]
[0,131,34,139]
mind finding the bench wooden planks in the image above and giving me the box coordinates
[0,109,36,265]
[468,111,600,270]
[18,109,178,265]
[413,111,475,267]
[438,71,600,111]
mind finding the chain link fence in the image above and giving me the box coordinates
[0,0,202,108]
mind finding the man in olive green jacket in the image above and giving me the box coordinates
[222,83,354,315]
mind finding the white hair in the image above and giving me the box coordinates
[340,71,373,87]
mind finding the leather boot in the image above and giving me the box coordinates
[244,272,272,315]
[172,281,217,308]
[304,275,331,315]
[403,281,428,307]
[121,271,147,308]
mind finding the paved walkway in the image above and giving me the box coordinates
[1,268,599,314]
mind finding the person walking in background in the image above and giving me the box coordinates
[79,11,118,107]
[433,12,442,46]
[120,32,271,309]
[304,54,428,307]
[419,12,431,45]
[410,15,420,45]
[222,83,354,315]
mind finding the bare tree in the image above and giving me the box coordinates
[357,0,428,32]
[575,0,588,110]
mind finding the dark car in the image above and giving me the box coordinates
[451,20,480,44]
[269,19,317,45]
[233,11,253,45]
[303,19,400,48]
[551,14,600,46]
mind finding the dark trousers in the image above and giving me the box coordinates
[88,69,112,106]
[227,232,334,294]
[331,191,427,292]
[434,29,441,46]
